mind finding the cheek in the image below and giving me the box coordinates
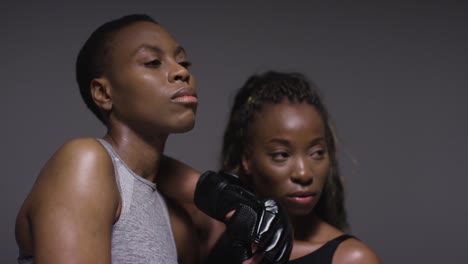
[141,72,164,85]
[315,162,331,190]
[250,164,290,198]
[189,74,196,87]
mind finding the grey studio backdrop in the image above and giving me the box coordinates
[1,1,467,263]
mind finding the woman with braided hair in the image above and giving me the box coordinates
[206,71,381,263]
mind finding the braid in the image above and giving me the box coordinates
[220,71,349,232]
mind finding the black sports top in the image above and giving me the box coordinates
[289,234,354,263]
[206,233,354,264]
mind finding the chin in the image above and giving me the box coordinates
[287,207,314,216]
[168,109,196,132]
[281,201,316,217]
[171,119,196,133]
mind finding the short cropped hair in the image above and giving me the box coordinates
[75,14,158,124]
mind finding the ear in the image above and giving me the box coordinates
[91,77,112,111]
[241,151,251,175]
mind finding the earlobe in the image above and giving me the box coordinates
[91,78,112,111]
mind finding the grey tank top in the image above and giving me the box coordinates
[18,138,178,264]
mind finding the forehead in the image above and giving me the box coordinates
[108,21,180,59]
[250,101,324,137]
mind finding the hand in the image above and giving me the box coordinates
[194,171,293,264]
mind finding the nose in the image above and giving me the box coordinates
[291,157,313,186]
[169,61,191,83]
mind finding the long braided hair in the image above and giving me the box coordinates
[221,71,349,231]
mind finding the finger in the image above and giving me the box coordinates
[225,210,235,220]
[242,253,264,264]
[251,243,258,253]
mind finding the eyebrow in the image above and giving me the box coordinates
[268,138,291,146]
[268,137,326,147]
[134,44,187,57]
[174,46,186,56]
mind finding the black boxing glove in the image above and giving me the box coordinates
[194,170,293,264]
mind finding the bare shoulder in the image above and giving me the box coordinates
[15,137,120,263]
[333,236,382,264]
[29,137,120,214]
[29,137,116,196]
[51,137,112,167]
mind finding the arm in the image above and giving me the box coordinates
[158,156,225,262]
[158,160,282,264]
[22,138,120,264]
[166,198,200,264]
[333,238,382,264]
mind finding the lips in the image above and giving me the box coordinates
[288,191,316,198]
[171,87,198,104]
[286,191,317,205]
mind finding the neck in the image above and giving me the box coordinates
[290,212,321,241]
[103,122,168,183]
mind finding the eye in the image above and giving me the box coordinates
[144,59,162,68]
[271,151,290,162]
[310,149,326,160]
[178,61,192,69]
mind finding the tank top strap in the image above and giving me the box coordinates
[330,234,355,244]
[96,138,119,161]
